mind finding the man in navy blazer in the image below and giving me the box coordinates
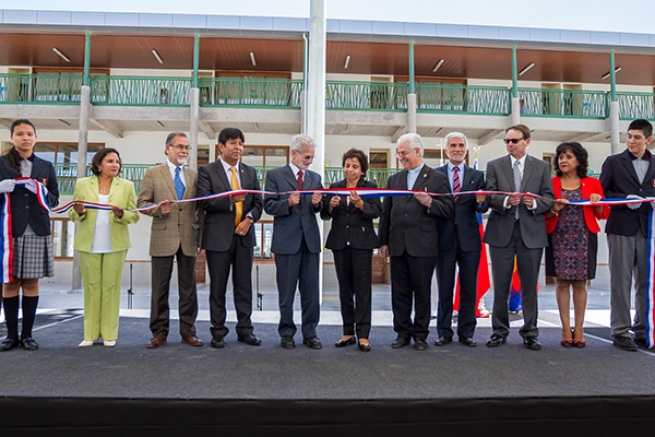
[378,133,454,351]
[264,134,324,350]
[484,124,554,351]
[197,128,263,349]
[600,119,655,351]
[435,132,488,348]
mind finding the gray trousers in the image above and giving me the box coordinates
[607,233,648,340]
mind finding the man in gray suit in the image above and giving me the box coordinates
[264,134,324,350]
[484,124,554,350]
[137,132,203,349]
[197,128,263,349]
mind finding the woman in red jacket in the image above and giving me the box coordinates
[546,142,608,348]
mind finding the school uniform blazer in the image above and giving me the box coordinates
[484,154,554,249]
[197,160,262,252]
[137,164,203,257]
[435,164,488,252]
[378,164,454,258]
[0,154,59,236]
[546,176,609,234]
[69,176,140,252]
[600,149,655,237]
[320,178,382,250]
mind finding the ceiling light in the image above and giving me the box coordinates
[518,62,535,76]
[250,52,257,67]
[152,49,164,64]
[344,55,351,69]
[52,48,70,62]
[432,59,444,73]
[602,67,622,80]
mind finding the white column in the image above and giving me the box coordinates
[609,100,621,154]
[407,93,417,133]
[511,97,521,125]
[189,88,200,170]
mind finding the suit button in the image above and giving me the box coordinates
[345,225,349,229]
[25,205,30,209]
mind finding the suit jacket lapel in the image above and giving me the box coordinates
[284,165,300,190]
[619,151,641,186]
[412,164,430,190]
[160,164,178,200]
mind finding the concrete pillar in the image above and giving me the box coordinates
[610,101,621,154]
[189,88,200,170]
[407,93,417,133]
[511,97,521,125]
[72,85,91,292]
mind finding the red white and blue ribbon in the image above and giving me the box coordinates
[0,192,13,283]
[646,208,655,348]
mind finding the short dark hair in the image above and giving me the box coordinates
[218,128,245,146]
[91,148,121,176]
[553,142,589,178]
[341,148,369,175]
[628,119,653,139]
[10,118,36,136]
[165,132,187,147]
[506,124,531,140]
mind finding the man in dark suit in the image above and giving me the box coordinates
[137,132,203,349]
[378,133,453,351]
[484,124,554,350]
[197,128,263,348]
[264,134,324,350]
[434,132,488,348]
[600,119,655,351]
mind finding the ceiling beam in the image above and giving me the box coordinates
[478,129,504,145]
[566,131,607,143]
[90,118,124,139]
[199,121,216,141]
[391,126,407,143]
[0,119,12,130]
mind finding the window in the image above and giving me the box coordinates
[51,218,74,259]
[253,220,274,262]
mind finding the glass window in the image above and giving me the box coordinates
[51,219,74,258]
[253,221,273,261]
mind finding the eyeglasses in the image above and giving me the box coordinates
[503,138,524,144]
[171,144,192,151]
[395,148,417,157]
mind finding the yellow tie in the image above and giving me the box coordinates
[229,167,242,225]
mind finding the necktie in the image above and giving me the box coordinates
[229,167,243,225]
[297,170,303,190]
[513,160,522,220]
[174,166,185,201]
[452,166,461,203]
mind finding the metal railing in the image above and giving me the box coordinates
[0,73,83,104]
[416,83,511,115]
[518,88,607,119]
[54,163,153,195]
[617,92,655,120]
[199,77,303,108]
[91,75,191,106]
[325,81,408,111]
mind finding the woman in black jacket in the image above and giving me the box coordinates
[321,149,382,351]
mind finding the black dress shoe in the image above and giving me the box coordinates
[459,337,477,347]
[434,336,452,346]
[0,337,19,352]
[391,336,410,349]
[634,337,647,349]
[303,337,323,350]
[358,341,372,352]
[414,339,429,351]
[210,337,226,349]
[613,336,638,351]
[238,334,262,346]
[21,337,39,351]
[523,337,542,351]
[486,334,506,348]
[280,336,295,349]
[334,336,356,348]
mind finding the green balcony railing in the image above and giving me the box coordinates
[416,83,511,116]
[325,81,408,111]
[0,73,83,105]
[91,75,191,106]
[617,92,655,120]
[199,77,303,108]
[54,163,153,195]
[518,88,607,119]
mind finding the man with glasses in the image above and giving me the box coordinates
[197,127,263,349]
[138,132,204,349]
[378,133,453,351]
[264,134,324,350]
[484,124,554,350]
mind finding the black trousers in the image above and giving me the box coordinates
[333,247,373,339]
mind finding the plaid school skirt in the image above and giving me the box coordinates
[12,235,55,279]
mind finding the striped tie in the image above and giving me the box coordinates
[229,167,243,225]
[452,166,461,203]
[513,160,522,220]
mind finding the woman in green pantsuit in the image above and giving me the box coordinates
[69,148,139,347]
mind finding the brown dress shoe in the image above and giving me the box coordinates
[146,332,167,349]
[181,334,203,347]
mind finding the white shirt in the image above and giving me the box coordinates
[166,159,185,189]
[91,194,113,253]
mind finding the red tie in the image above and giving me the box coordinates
[297,170,303,190]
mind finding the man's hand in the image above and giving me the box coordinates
[507,192,522,206]
[379,245,389,259]
[230,193,246,204]
[235,217,251,236]
[159,200,171,215]
[413,192,432,208]
[288,191,300,207]
[311,192,322,206]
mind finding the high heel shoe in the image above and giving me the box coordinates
[560,339,573,347]
[334,336,356,348]
[572,339,586,348]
